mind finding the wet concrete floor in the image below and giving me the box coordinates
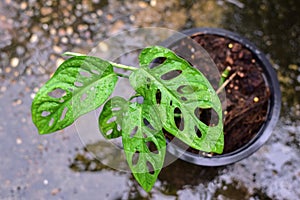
[0,0,300,199]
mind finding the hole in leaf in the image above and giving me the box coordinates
[143,132,148,138]
[156,89,161,104]
[181,96,187,101]
[117,124,121,131]
[74,82,84,87]
[194,107,219,127]
[146,141,158,154]
[48,88,66,99]
[170,100,173,106]
[112,107,121,112]
[106,129,113,136]
[81,93,87,101]
[132,151,139,166]
[107,116,117,124]
[79,70,91,77]
[49,118,54,127]
[130,126,138,138]
[174,107,181,114]
[41,111,51,117]
[143,118,155,130]
[91,69,100,75]
[146,161,155,175]
[161,70,182,80]
[149,57,167,69]
[194,126,202,138]
[60,107,68,121]
[174,107,184,131]
[130,96,144,104]
[177,85,196,94]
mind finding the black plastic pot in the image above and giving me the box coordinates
[165,27,281,166]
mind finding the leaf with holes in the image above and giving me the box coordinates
[99,96,128,139]
[122,102,166,192]
[130,46,224,153]
[31,56,118,134]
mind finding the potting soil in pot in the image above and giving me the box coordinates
[165,34,271,155]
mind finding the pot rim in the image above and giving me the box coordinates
[166,27,281,166]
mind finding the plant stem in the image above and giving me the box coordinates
[109,61,138,71]
[218,66,232,87]
[216,72,237,94]
[63,51,137,71]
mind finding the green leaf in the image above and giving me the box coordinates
[99,96,128,139]
[31,56,118,134]
[130,46,224,153]
[122,102,166,192]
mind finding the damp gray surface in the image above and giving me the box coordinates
[1,0,300,199]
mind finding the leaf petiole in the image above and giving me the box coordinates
[63,52,138,72]
[109,61,138,71]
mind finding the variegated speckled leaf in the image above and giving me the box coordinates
[122,102,166,192]
[99,96,128,139]
[31,56,118,134]
[130,46,224,153]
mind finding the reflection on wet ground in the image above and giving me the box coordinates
[0,0,299,199]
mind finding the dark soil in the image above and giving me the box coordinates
[166,34,270,155]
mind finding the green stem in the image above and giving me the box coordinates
[63,51,138,71]
[109,61,138,71]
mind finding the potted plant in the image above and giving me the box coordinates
[31,27,280,192]
[163,27,281,166]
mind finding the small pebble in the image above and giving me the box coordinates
[5,67,11,73]
[150,0,157,6]
[16,137,22,145]
[129,15,135,22]
[77,24,88,32]
[30,34,38,43]
[30,93,35,99]
[51,188,61,196]
[66,27,73,35]
[16,46,25,55]
[12,99,22,106]
[138,1,148,8]
[97,9,103,16]
[50,28,56,35]
[43,179,48,185]
[42,24,49,30]
[41,7,52,16]
[10,57,19,68]
[61,37,68,44]
[1,86,7,92]
[20,2,27,10]
[53,46,62,54]
[14,71,19,77]
[288,64,298,70]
